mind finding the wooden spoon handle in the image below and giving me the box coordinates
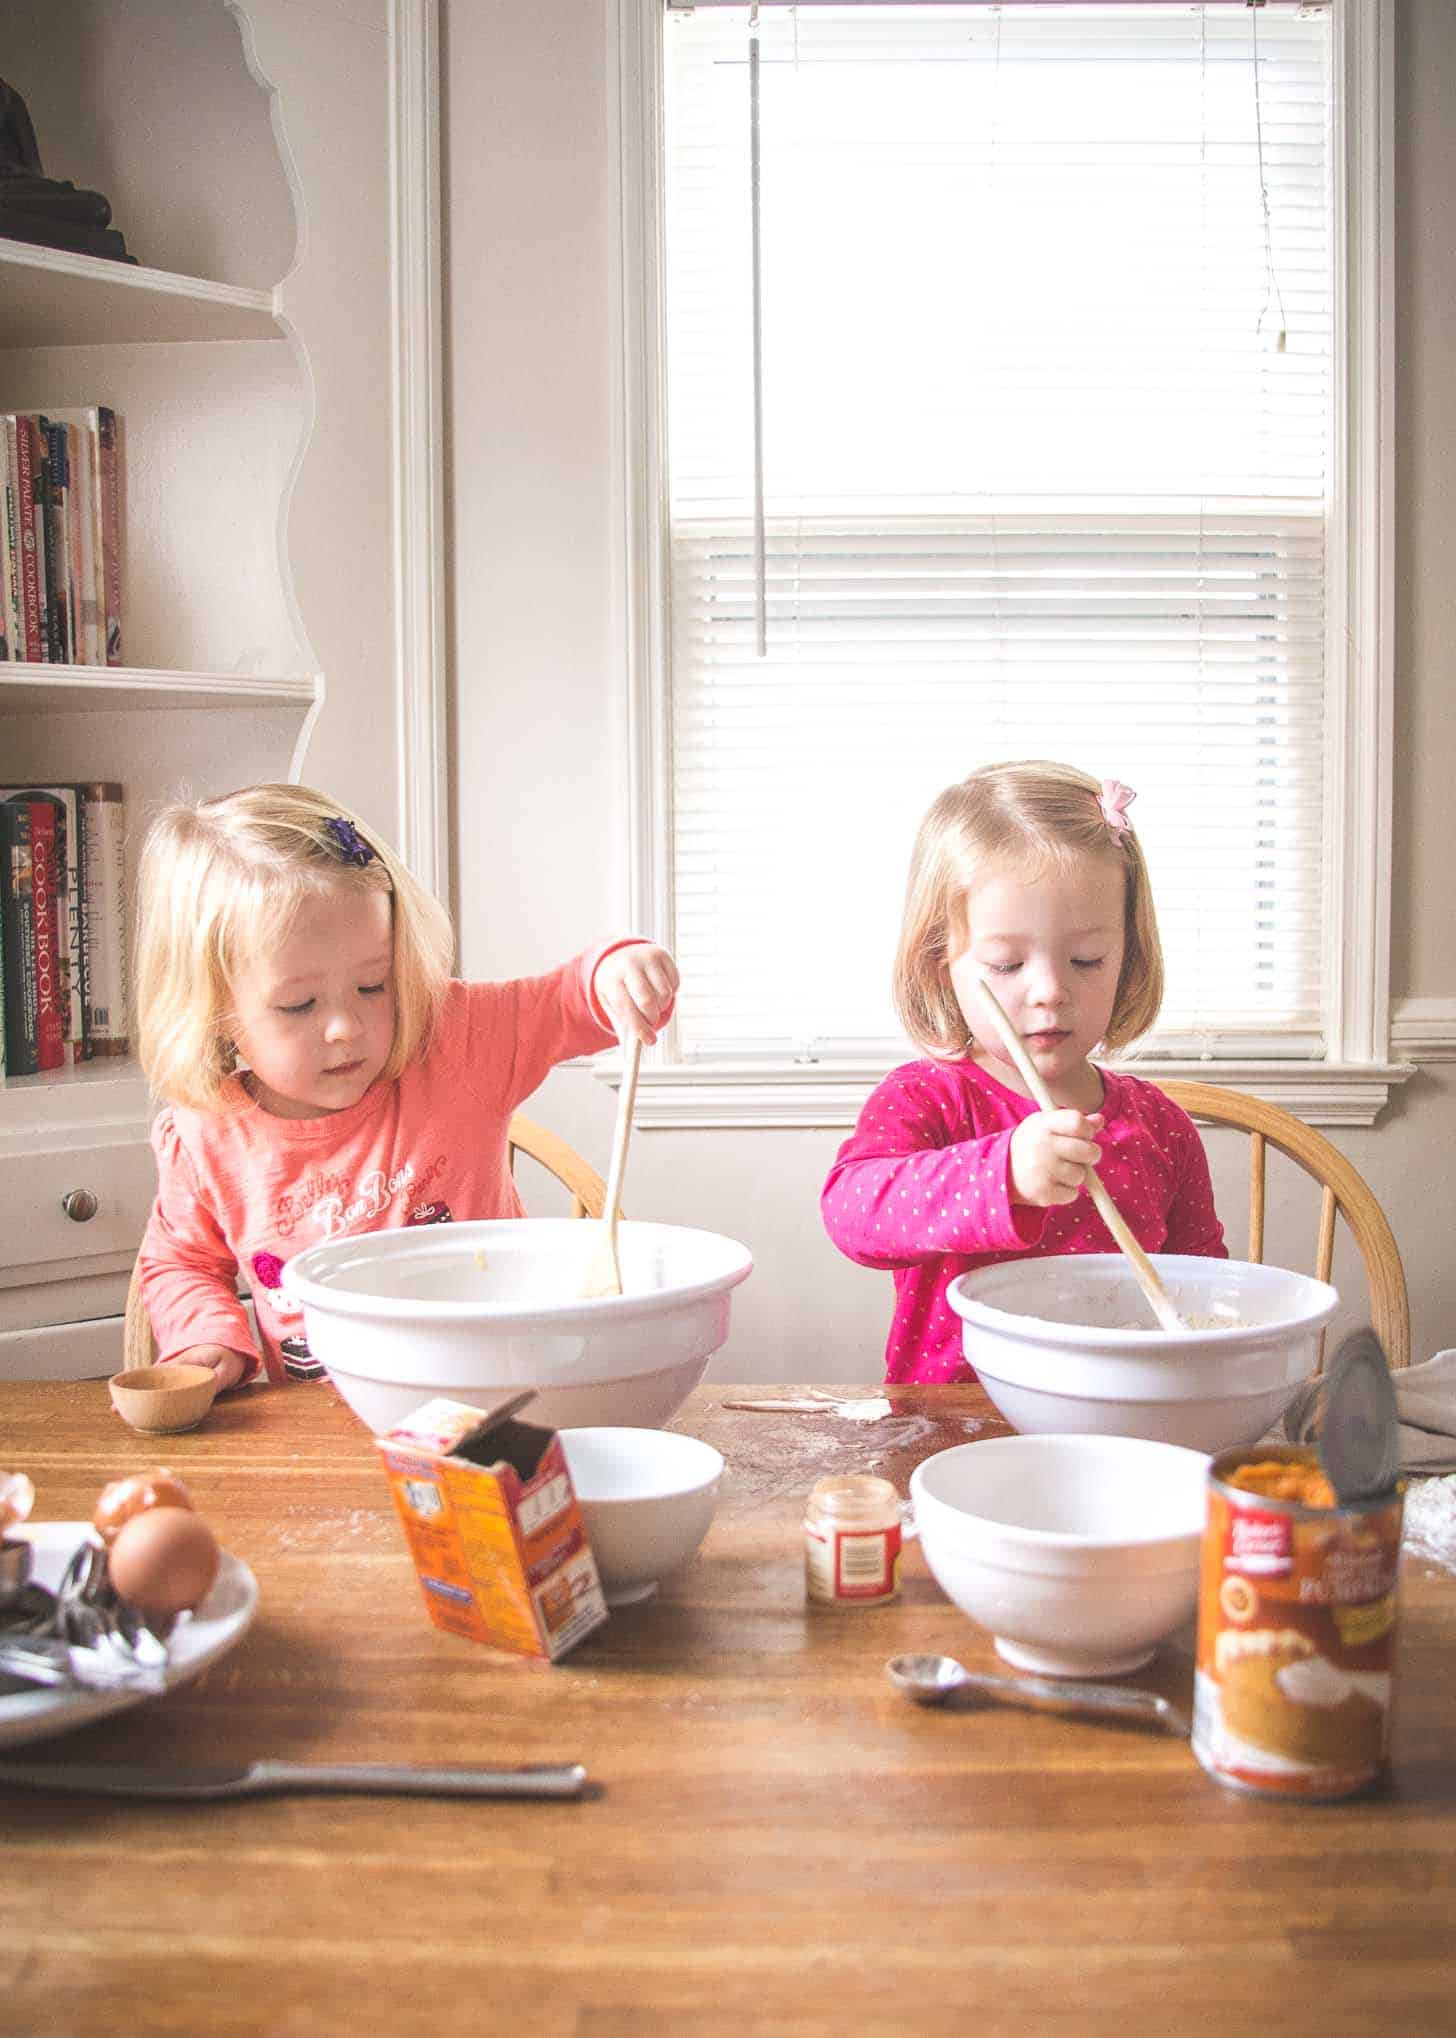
[601,1033,642,1249]
[973,981,1185,1335]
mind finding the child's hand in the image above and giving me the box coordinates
[173,1345,251,1391]
[1009,1110,1104,1208]
[594,942,679,1045]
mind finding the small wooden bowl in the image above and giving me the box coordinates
[109,1364,220,1434]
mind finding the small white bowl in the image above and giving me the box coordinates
[948,1255,1338,1453]
[559,1427,724,1606]
[910,1433,1209,1677]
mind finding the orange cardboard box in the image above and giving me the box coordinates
[376,1392,608,1660]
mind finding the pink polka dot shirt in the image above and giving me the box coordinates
[822,1057,1227,1384]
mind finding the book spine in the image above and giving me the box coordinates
[85,415,105,669]
[29,798,64,1070]
[65,424,87,665]
[13,419,43,663]
[66,785,91,1059]
[78,782,129,1055]
[69,419,99,666]
[34,422,59,663]
[0,788,86,1061]
[98,408,122,666]
[0,425,9,663]
[0,802,39,1076]
[43,420,72,665]
[1,418,18,663]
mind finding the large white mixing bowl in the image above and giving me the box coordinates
[947,1254,1338,1453]
[285,1219,753,1434]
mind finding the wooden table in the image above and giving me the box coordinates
[1,1381,1453,2036]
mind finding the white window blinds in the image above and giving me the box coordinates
[662,2,1334,1064]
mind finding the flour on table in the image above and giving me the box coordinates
[1403,1474,1456,1572]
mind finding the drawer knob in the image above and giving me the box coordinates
[62,1188,99,1223]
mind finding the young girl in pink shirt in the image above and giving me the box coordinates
[134,782,676,1389]
[822,760,1225,1384]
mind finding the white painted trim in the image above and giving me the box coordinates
[610,0,676,992]
[1390,998,1456,1064]
[613,0,1397,1109]
[594,1056,1415,1130]
[0,237,280,342]
[0,665,316,709]
[389,0,450,902]
[1324,0,1394,1066]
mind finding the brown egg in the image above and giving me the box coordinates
[93,1469,195,1545]
[106,1506,220,1621]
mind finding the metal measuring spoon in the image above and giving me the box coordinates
[886,1653,1190,1737]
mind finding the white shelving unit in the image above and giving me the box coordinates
[0,241,282,348]
[0,0,443,1376]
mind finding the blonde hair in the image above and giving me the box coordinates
[893,759,1164,1060]
[135,782,455,1110]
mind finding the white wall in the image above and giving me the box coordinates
[443,0,1456,1383]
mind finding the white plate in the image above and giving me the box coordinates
[0,1522,258,1751]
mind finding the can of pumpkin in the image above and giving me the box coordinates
[1191,1444,1404,1800]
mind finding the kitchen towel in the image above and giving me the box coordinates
[1282,1347,1456,1477]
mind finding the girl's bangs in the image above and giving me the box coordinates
[216,860,324,977]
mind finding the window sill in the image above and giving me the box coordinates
[587,1056,1418,1129]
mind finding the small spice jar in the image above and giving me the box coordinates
[804,1475,902,1607]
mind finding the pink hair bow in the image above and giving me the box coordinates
[1098,779,1137,836]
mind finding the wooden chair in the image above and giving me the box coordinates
[120,1112,609,1374]
[1155,1081,1409,1372]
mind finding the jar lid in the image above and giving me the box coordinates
[807,1474,899,1518]
[1318,1327,1400,1504]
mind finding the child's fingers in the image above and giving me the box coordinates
[641,951,680,1000]
[604,984,658,1046]
[613,1002,657,1046]
[617,963,677,1032]
[631,955,678,1017]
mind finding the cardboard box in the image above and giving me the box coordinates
[376,1392,608,1659]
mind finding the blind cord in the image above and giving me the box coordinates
[749,9,768,656]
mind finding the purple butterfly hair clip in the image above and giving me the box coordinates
[323,815,377,867]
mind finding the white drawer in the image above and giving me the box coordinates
[0,1312,123,1381]
[0,1140,155,1273]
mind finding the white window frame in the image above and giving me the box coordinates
[604,0,1406,1128]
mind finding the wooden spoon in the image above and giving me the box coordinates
[578,1032,642,1299]
[974,979,1187,1335]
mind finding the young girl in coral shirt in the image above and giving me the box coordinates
[134,782,675,1387]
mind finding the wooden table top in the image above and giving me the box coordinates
[2,1379,1453,2037]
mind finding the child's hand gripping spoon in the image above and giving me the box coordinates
[975,978,1187,1336]
[578,1032,642,1299]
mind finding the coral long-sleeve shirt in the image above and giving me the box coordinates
[139,949,628,1382]
[822,1056,1226,1384]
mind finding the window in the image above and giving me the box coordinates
[611,0,1398,1125]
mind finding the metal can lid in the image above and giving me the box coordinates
[1319,1328,1400,1504]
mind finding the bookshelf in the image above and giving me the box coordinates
[0,242,282,349]
[0,0,443,1377]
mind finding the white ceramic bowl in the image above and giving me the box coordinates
[560,1426,724,1605]
[285,1219,753,1435]
[948,1255,1339,1453]
[911,1433,1210,1676]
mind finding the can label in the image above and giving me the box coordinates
[1192,1448,1403,1800]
